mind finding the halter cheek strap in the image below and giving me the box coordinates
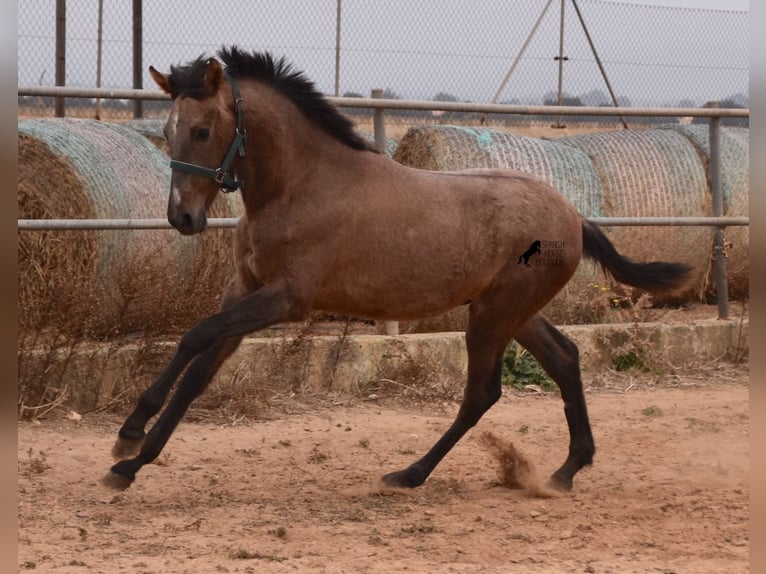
[169,69,247,193]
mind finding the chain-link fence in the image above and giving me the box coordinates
[18,0,748,123]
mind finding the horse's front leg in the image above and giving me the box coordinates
[102,280,304,490]
[109,279,250,461]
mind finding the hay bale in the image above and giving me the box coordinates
[557,128,713,301]
[119,118,168,153]
[658,125,749,298]
[18,118,238,338]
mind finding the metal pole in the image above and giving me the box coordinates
[132,0,143,118]
[481,0,555,124]
[95,0,104,120]
[371,88,399,336]
[55,0,66,117]
[708,103,729,319]
[17,85,751,119]
[570,0,628,129]
[17,216,749,231]
[334,0,342,97]
[553,0,567,128]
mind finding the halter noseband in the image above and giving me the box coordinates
[169,69,247,193]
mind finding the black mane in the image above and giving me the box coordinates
[166,46,377,153]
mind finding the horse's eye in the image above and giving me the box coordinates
[193,128,210,142]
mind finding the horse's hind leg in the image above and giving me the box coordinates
[382,301,516,488]
[515,313,595,491]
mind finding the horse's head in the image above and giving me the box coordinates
[150,58,243,235]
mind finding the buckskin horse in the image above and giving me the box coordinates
[102,46,691,492]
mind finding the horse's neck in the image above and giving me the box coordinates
[239,88,356,212]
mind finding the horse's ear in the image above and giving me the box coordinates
[204,59,224,96]
[149,66,171,94]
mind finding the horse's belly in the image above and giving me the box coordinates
[314,259,492,321]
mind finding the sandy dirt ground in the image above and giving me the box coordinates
[18,368,748,574]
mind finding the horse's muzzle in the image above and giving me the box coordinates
[168,209,207,236]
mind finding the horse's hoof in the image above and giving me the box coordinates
[381,467,425,489]
[546,473,573,492]
[111,436,144,461]
[101,470,134,491]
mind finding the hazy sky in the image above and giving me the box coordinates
[17,0,749,105]
[607,0,747,7]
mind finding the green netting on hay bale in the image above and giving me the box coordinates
[120,118,165,139]
[119,118,168,153]
[360,131,399,157]
[557,127,717,301]
[658,125,749,298]
[18,118,237,338]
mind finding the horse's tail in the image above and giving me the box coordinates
[581,219,692,294]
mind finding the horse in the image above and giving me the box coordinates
[102,46,691,493]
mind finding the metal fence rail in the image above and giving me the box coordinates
[17,85,751,120]
[16,216,751,231]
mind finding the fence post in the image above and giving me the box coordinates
[708,102,729,319]
[552,0,567,129]
[55,0,66,118]
[132,0,143,119]
[371,88,400,336]
[334,0,342,96]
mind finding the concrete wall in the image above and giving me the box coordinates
[23,318,747,413]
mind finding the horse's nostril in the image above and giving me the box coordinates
[168,209,199,235]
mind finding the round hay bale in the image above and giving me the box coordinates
[18,118,238,338]
[557,127,713,301]
[658,125,749,298]
[119,118,168,153]
[18,131,98,336]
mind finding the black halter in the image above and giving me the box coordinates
[169,69,247,193]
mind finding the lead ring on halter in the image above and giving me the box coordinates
[168,66,247,193]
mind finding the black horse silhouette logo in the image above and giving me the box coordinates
[517,240,541,268]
